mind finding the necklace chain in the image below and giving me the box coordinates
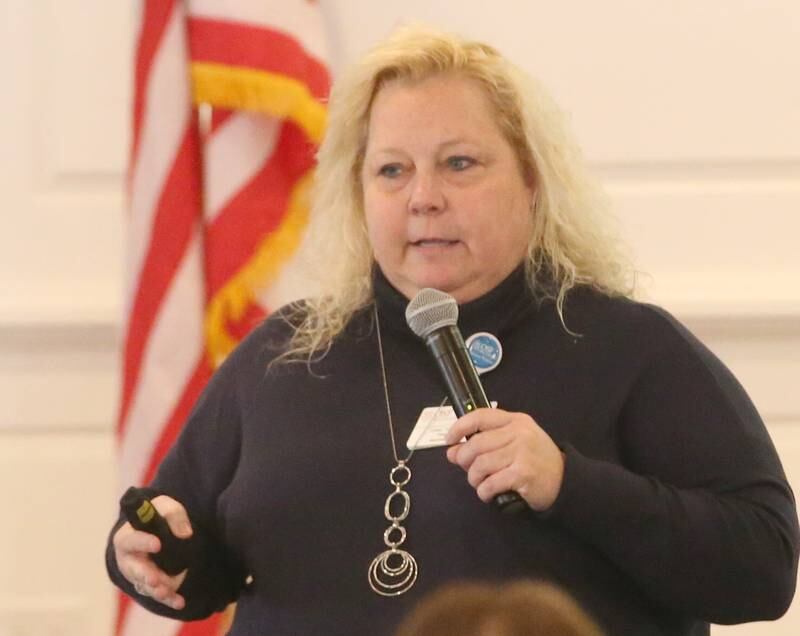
[368,304,418,596]
[374,304,413,465]
[369,304,449,597]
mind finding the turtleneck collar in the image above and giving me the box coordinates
[372,264,540,341]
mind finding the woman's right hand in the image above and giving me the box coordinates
[113,494,192,610]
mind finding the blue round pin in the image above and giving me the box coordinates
[465,332,502,375]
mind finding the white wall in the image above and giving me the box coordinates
[0,1,797,634]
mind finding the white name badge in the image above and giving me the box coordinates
[406,401,498,450]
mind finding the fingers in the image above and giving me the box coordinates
[151,495,193,539]
[147,584,186,610]
[114,524,161,555]
[122,553,169,590]
[474,465,523,503]
[466,447,513,490]
[113,513,190,610]
[445,408,514,444]
[446,426,515,469]
[448,443,526,503]
[448,439,520,501]
[446,409,532,469]
[132,569,188,610]
[445,411,526,499]
[120,551,188,609]
[445,409,565,511]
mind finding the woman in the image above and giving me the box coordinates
[107,27,799,635]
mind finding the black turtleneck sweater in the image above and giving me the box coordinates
[106,268,799,635]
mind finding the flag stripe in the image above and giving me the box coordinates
[117,234,206,635]
[189,18,329,99]
[142,356,213,486]
[203,112,280,223]
[119,3,329,634]
[204,122,314,296]
[178,615,224,636]
[189,0,329,64]
[115,594,130,636]
[131,0,177,174]
[204,171,313,365]
[120,124,203,438]
[121,602,181,636]
[125,5,193,318]
[120,232,206,486]
[210,108,235,132]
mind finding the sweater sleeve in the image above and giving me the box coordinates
[547,309,800,624]
[104,489,244,620]
[105,324,267,620]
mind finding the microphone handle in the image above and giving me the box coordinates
[425,328,528,515]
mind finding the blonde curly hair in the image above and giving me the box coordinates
[284,25,634,362]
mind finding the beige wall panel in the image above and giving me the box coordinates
[613,183,800,314]
[31,1,131,185]
[319,0,800,162]
[0,0,129,324]
[687,319,800,424]
[0,431,116,636]
[0,196,125,324]
[0,324,118,431]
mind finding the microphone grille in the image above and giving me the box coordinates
[405,288,459,338]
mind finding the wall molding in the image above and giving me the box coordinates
[0,308,797,346]
[0,320,118,352]
[0,307,796,432]
[593,158,800,183]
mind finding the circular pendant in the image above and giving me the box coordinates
[368,548,418,596]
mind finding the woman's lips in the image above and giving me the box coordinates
[411,238,459,247]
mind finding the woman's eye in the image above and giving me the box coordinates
[447,156,474,171]
[378,164,403,178]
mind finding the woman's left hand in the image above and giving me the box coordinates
[445,408,565,512]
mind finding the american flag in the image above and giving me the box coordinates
[117,1,329,634]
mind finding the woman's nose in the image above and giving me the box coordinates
[408,170,445,215]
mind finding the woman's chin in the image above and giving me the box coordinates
[410,273,463,295]
[387,266,480,302]
[410,276,484,304]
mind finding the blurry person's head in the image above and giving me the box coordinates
[394,580,605,636]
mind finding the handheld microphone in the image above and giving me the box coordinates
[405,288,527,515]
[120,487,192,575]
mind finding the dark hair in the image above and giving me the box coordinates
[394,580,605,636]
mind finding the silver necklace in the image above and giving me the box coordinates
[367,305,424,597]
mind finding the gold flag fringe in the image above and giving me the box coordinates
[204,172,313,367]
[190,62,325,368]
[192,62,327,142]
